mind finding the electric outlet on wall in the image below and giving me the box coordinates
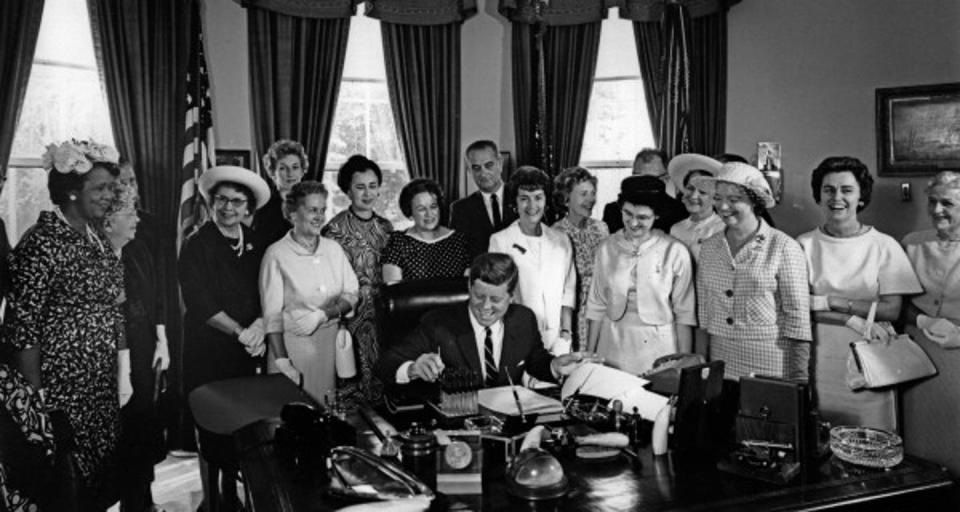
[900,182,912,202]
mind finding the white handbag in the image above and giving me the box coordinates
[335,323,357,379]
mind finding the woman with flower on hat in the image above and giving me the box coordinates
[692,162,812,384]
[2,139,124,509]
[584,185,695,374]
[797,157,921,432]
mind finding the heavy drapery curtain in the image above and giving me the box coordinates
[245,4,350,180]
[88,0,194,447]
[371,0,476,205]
[0,0,45,175]
[623,0,736,157]
[510,22,600,177]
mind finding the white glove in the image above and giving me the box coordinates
[238,318,266,357]
[550,335,572,356]
[275,357,302,385]
[289,309,327,337]
[118,349,133,407]
[153,325,171,370]
[845,315,891,341]
[810,295,830,311]
[918,314,960,349]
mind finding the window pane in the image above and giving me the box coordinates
[0,168,54,244]
[33,0,98,67]
[579,78,653,163]
[324,14,408,228]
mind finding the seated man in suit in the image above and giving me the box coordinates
[451,140,518,260]
[377,252,598,387]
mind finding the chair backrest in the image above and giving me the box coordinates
[376,277,470,349]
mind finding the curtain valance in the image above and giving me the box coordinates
[616,0,740,21]
[365,0,476,25]
[498,0,608,26]
[233,0,355,19]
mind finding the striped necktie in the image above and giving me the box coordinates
[484,326,498,387]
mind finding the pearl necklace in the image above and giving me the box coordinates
[215,222,246,257]
[54,207,105,254]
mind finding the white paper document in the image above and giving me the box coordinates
[478,386,563,416]
[561,363,669,421]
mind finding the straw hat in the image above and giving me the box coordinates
[198,165,271,210]
[667,153,722,192]
[690,162,775,208]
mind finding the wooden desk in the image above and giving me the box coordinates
[236,412,957,512]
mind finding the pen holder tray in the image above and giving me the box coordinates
[562,394,628,432]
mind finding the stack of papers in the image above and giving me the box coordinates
[477,386,563,416]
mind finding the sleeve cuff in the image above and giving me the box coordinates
[396,361,414,384]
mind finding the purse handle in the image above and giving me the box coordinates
[862,301,878,337]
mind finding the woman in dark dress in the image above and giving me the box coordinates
[322,155,393,403]
[2,139,124,511]
[382,178,469,283]
[178,165,270,512]
[252,139,308,247]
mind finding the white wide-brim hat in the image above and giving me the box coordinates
[667,153,722,192]
[690,162,775,209]
[198,165,271,211]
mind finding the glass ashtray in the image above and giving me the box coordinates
[829,426,903,469]
[464,415,503,434]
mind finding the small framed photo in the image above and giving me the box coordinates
[757,142,781,171]
[215,149,253,169]
[876,83,960,176]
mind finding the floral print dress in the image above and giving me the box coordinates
[2,211,124,508]
[323,208,392,403]
[552,216,609,349]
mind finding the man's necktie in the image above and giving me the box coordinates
[484,326,498,387]
[490,193,502,228]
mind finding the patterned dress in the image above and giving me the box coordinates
[697,220,812,381]
[552,216,609,349]
[322,208,393,402]
[1,211,124,508]
[381,229,470,281]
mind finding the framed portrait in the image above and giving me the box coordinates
[876,83,960,176]
[500,151,514,180]
[215,149,253,169]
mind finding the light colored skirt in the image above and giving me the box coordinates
[596,296,677,375]
[813,322,896,431]
[902,323,960,475]
[268,322,338,402]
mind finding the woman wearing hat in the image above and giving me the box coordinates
[179,165,272,394]
[585,187,695,374]
[693,163,812,382]
[490,166,576,355]
[797,157,920,431]
[668,154,725,262]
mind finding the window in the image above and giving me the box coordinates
[323,14,410,229]
[3,0,115,244]
[579,12,655,219]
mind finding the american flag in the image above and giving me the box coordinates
[177,1,215,253]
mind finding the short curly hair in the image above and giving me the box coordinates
[48,161,120,207]
[926,171,960,195]
[283,180,327,217]
[506,165,550,208]
[336,155,382,195]
[399,178,444,218]
[811,156,874,212]
[263,139,309,175]
[553,166,597,212]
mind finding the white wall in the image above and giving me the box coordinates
[726,0,960,239]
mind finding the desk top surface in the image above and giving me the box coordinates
[235,408,956,512]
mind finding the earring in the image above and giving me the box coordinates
[69,194,77,201]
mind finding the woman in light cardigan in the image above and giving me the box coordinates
[490,166,576,355]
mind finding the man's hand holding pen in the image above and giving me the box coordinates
[409,351,445,382]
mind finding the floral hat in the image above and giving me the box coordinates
[690,162,775,208]
[41,138,120,175]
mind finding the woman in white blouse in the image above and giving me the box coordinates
[667,153,725,262]
[489,166,576,355]
[260,181,359,400]
[585,188,695,374]
[797,157,921,431]
[902,171,960,475]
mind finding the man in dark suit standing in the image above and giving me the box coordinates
[451,140,518,260]
[377,253,597,387]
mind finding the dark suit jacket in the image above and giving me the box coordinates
[450,191,518,260]
[376,304,555,387]
[601,197,688,234]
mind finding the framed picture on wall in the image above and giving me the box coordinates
[215,149,253,169]
[876,83,960,176]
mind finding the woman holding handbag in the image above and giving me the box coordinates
[260,180,359,401]
[797,157,922,431]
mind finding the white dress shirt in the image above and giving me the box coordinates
[480,185,505,225]
[394,308,505,384]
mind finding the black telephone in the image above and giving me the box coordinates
[274,401,357,477]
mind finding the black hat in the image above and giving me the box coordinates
[618,176,674,216]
